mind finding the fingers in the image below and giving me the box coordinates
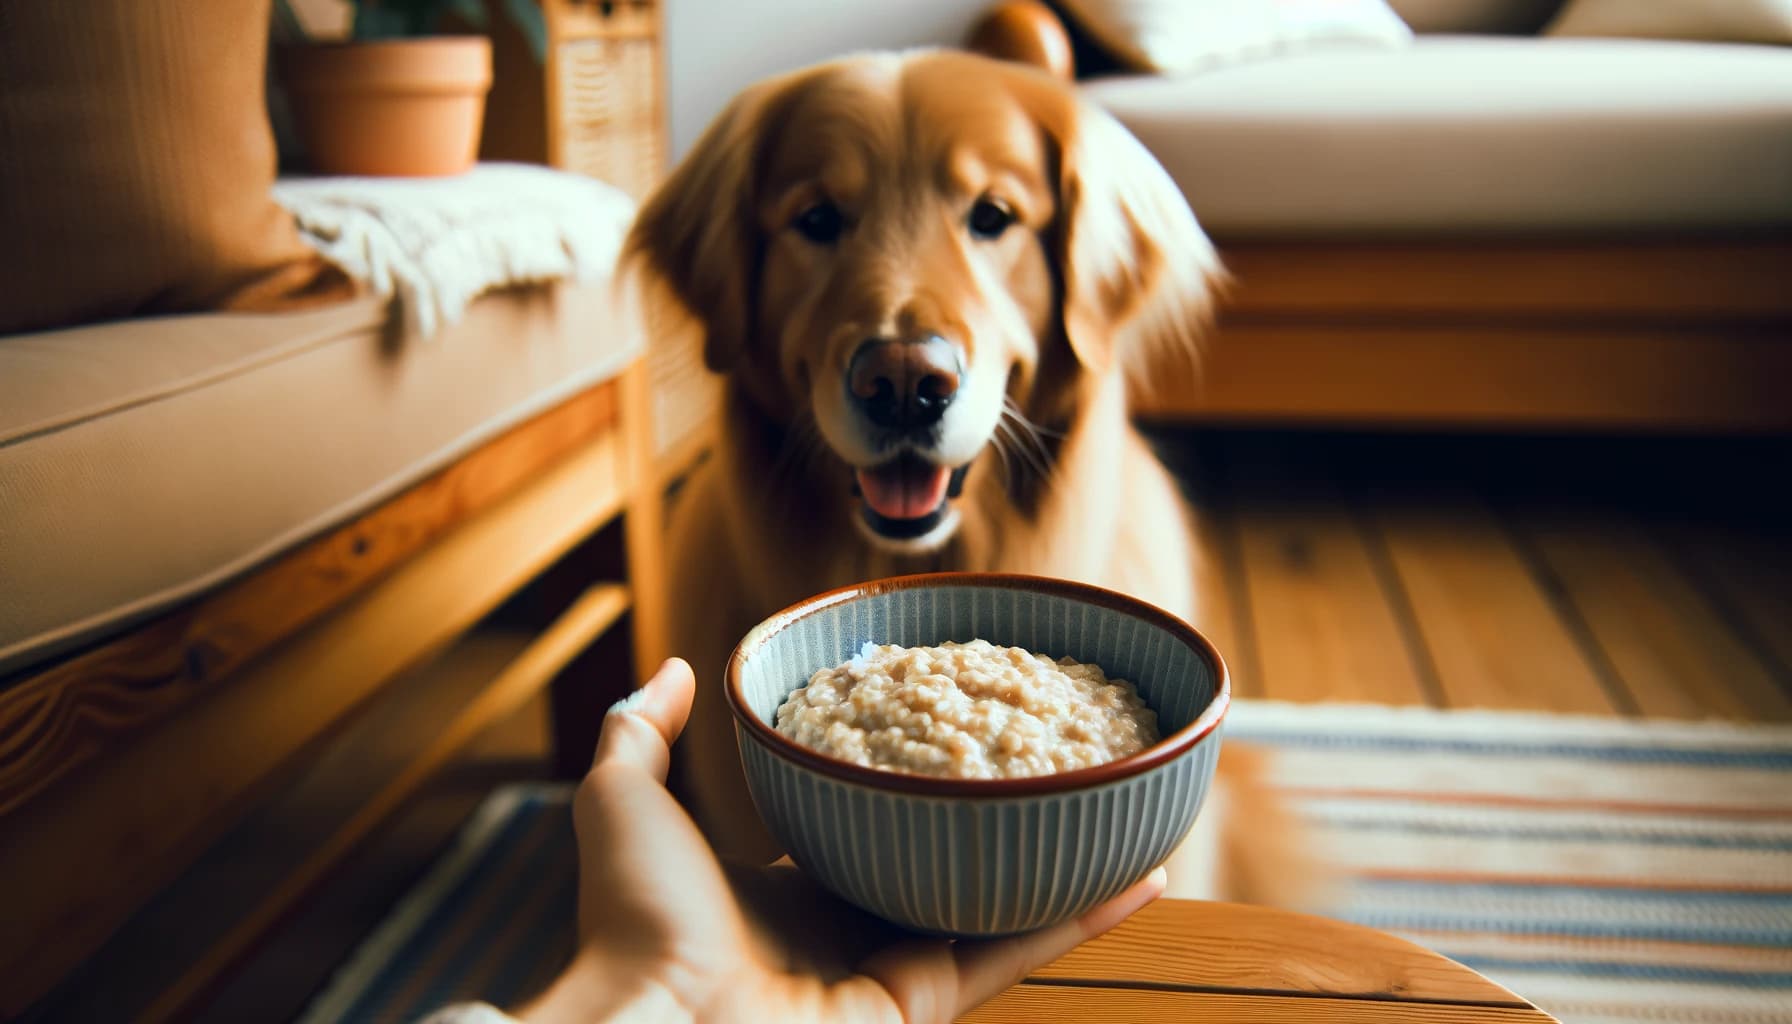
[860,866,1167,1023]
[590,657,697,781]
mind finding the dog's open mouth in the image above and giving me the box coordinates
[852,453,970,540]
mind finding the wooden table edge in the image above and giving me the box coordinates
[1031,898,1550,1014]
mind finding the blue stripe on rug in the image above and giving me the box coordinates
[1349,914,1792,947]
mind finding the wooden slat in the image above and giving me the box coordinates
[31,631,542,1022]
[0,382,619,819]
[1190,497,1252,699]
[0,428,627,1018]
[1138,431,1255,697]
[1138,322,1792,430]
[1037,899,1529,1007]
[622,358,671,677]
[141,584,630,1023]
[1665,522,1792,684]
[1230,461,1432,705]
[1371,494,1620,714]
[964,985,1556,1022]
[1214,235,1792,320]
[1516,510,1792,721]
[1235,501,1433,705]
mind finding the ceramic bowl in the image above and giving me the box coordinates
[726,572,1229,936]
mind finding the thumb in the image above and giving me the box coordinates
[591,657,696,782]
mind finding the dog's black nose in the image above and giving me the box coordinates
[848,336,961,431]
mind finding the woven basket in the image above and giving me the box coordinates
[546,0,663,201]
[547,1,717,464]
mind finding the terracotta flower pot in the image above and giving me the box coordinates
[278,37,493,177]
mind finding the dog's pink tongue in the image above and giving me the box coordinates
[856,461,952,520]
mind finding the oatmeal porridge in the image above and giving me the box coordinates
[773,639,1159,779]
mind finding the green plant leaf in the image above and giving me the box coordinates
[501,0,549,63]
[444,0,491,29]
[353,6,414,39]
[350,0,493,38]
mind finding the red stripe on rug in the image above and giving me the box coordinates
[1277,787,1792,820]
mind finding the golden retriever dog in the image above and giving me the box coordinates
[625,50,1301,902]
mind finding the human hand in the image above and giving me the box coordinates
[519,658,1166,1024]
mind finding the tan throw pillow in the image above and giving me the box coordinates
[1056,0,1414,74]
[0,0,347,336]
[1547,0,1792,42]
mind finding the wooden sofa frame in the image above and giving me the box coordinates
[970,2,1792,432]
[0,354,683,1019]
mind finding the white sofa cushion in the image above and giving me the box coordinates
[1082,35,1792,233]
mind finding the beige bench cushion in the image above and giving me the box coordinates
[0,282,640,674]
[1082,36,1792,233]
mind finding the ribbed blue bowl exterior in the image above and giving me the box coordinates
[734,582,1225,935]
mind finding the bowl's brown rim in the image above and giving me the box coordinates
[724,572,1231,798]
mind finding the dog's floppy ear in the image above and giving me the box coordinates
[624,79,784,372]
[1054,101,1225,389]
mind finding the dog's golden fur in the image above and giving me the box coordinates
[625,51,1297,899]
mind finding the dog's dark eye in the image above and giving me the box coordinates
[793,202,845,244]
[968,198,1015,240]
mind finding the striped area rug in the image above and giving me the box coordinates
[298,704,1792,1024]
[1224,701,1792,1024]
[300,784,581,1023]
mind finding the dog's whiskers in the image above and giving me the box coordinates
[987,429,1018,491]
[998,405,1058,486]
[1003,397,1066,440]
[993,420,1037,481]
[996,416,1055,486]
[1001,403,1061,470]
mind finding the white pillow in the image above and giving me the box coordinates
[1057,0,1415,75]
[1547,0,1792,42]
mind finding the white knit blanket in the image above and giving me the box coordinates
[274,163,637,340]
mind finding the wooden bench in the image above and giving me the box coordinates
[0,356,682,1019]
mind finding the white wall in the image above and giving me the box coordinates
[665,0,989,160]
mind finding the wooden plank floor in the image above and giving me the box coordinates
[53,431,1791,1022]
[1159,430,1792,722]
